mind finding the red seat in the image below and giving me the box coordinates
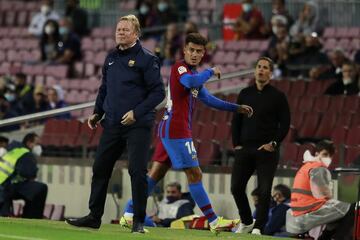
[291,111,304,130]
[60,120,81,147]
[314,113,337,139]
[327,96,345,113]
[297,113,321,139]
[41,119,68,147]
[345,126,360,146]
[288,96,300,112]
[281,142,299,168]
[298,97,315,112]
[198,108,215,123]
[331,126,348,146]
[313,96,330,113]
[213,123,231,143]
[73,121,94,147]
[199,123,216,140]
[335,113,353,127]
[343,95,359,114]
[289,80,307,97]
[88,126,103,148]
[283,126,296,143]
[306,81,325,96]
[197,140,220,166]
[344,146,360,167]
[275,80,291,95]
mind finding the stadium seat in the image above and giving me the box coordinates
[313,113,337,139]
[275,80,291,96]
[335,113,353,127]
[12,201,24,217]
[331,126,348,146]
[283,126,296,143]
[43,204,54,219]
[327,96,345,113]
[197,140,220,166]
[280,142,299,168]
[297,113,321,140]
[50,205,65,221]
[297,97,315,113]
[344,146,360,167]
[199,122,216,140]
[291,111,304,130]
[213,123,231,144]
[61,120,81,147]
[289,80,307,97]
[88,126,103,149]
[306,80,326,96]
[288,96,300,112]
[345,126,360,146]
[313,95,330,113]
[343,95,359,114]
[198,108,215,123]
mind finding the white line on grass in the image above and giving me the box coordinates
[0,234,47,240]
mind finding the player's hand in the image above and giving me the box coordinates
[258,143,275,152]
[237,104,253,117]
[152,215,161,223]
[88,114,101,130]
[211,67,221,79]
[121,110,136,126]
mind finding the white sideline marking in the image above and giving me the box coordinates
[0,234,47,240]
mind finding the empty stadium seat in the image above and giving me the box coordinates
[344,146,360,167]
[43,204,54,219]
[50,205,65,221]
[289,80,307,97]
[197,140,220,166]
[297,113,321,140]
[281,142,299,168]
[314,113,337,139]
[345,126,360,146]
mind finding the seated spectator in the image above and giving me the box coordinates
[56,18,82,65]
[309,48,347,81]
[290,1,321,38]
[159,23,182,66]
[137,0,157,29]
[263,184,291,236]
[14,73,33,105]
[155,0,178,26]
[233,0,265,40]
[122,182,195,228]
[325,61,359,96]
[40,19,61,63]
[65,0,88,37]
[47,86,71,119]
[0,133,48,219]
[286,140,355,239]
[271,0,293,30]
[22,85,49,115]
[28,0,60,37]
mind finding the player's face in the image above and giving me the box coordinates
[255,59,272,85]
[115,20,138,46]
[183,42,205,66]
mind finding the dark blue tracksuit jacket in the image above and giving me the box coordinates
[94,40,165,128]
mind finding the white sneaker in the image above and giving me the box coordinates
[234,221,255,233]
[251,228,261,235]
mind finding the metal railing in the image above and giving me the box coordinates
[0,69,254,128]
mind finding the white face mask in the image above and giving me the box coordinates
[0,147,7,157]
[272,26,279,35]
[243,3,252,13]
[32,145,42,157]
[45,25,55,35]
[139,4,149,15]
[320,157,332,168]
[41,5,51,15]
[342,78,352,85]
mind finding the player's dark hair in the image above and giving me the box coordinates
[185,33,208,47]
[315,140,335,156]
[256,56,274,72]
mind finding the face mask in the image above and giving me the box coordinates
[342,78,352,85]
[157,2,168,12]
[59,27,69,36]
[41,5,51,15]
[320,157,332,168]
[32,145,42,157]
[272,26,279,35]
[166,196,178,203]
[45,25,55,35]
[139,4,149,15]
[243,3,252,13]
[0,147,7,157]
[4,93,15,102]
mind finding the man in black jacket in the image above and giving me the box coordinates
[231,57,290,235]
[65,14,165,233]
[0,133,47,219]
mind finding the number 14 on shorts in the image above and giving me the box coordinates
[185,141,198,160]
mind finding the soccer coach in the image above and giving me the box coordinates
[66,15,165,233]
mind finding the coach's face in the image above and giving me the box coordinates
[183,42,205,66]
[255,59,272,85]
[115,20,138,46]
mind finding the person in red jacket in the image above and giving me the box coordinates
[286,140,355,240]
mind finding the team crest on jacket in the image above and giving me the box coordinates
[191,88,199,98]
[128,60,135,67]
[178,66,187,74]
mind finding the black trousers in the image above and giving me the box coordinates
[89,126,151,223]
[231,147,279,231]
[0,181,48,218]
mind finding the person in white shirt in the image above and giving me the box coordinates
[28,0,60,37]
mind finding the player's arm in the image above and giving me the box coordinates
[180,67,220,88]
[198,87,253,116]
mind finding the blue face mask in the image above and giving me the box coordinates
[243,3,252,13]
[158,2,168,12]
[4,93,15,102]
[139,4,149,15]
[59,27,69,36]
[166,196,178,203]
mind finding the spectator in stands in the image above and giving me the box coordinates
[233,0,265,40]
[310,48,347,81]
[0,136,9,157]
[28,0,61,37]
[271,0,293,30]
[231,57,290,235]
[56,18,82,65]
[290,1,321,38]
[184,21,199,35]
[14,73,33,104]
[65,0,88,37]
[136,0,157,29]
[286,140,355,239]
[159,23,182,66]
[155,0,178,26]
[125,182,195,227]
[0,133,48,219]
[47,86,71,119]
[263,184,291,236]
[325,61,359,96]
[40,19,61,63]
[22,85,49,115]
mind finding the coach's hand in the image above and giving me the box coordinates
[121,110,136,126]
[258,142,275,152]
[237,105,253,117]
[88,114,101,130]
[211,67,221,79]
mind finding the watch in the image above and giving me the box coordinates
[271,141,277,148]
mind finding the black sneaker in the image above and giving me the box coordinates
[65,214,101,229]
[131,222,146,234]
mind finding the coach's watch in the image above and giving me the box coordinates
[271,141,278,148]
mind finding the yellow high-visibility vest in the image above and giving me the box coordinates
[0,148,29,184]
